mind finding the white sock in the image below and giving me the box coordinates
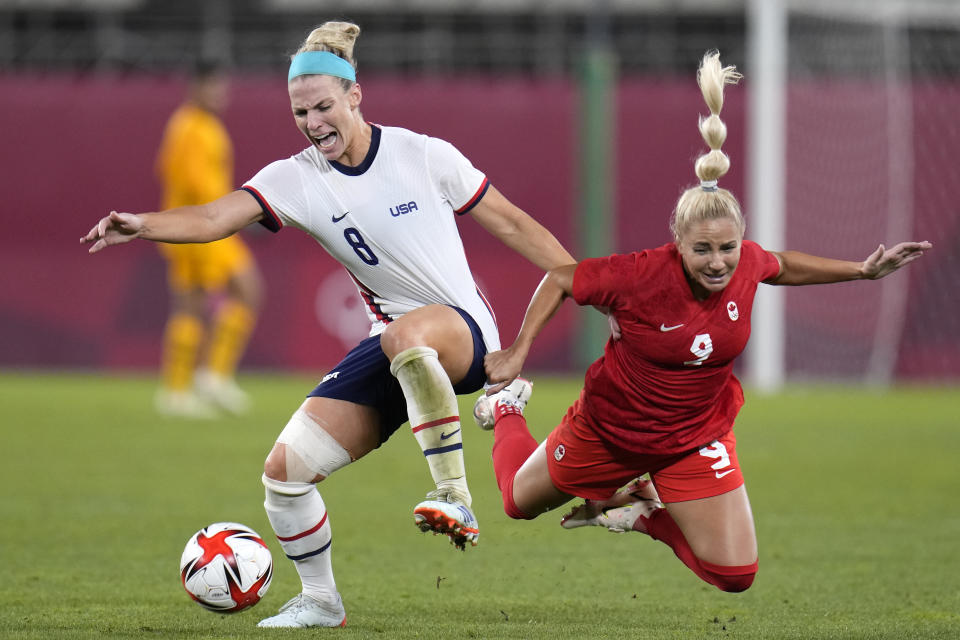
[390,346,471,506]
[262,478,338,602]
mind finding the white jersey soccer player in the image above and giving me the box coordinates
[82,25,580,626]
[242,124,500,352]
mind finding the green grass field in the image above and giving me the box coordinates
[1,373,958,639]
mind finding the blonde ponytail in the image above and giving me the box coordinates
[670,51,745,242]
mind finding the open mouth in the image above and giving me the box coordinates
[313,131,338,149]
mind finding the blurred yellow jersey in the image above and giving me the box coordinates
[157,103,232,208]
[156,103,250,292]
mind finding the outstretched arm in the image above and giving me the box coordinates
[485,263,577,393]
[469,188,628,336]
[469,186,576,270]
[80,190,264,254]
[769,241,931,286]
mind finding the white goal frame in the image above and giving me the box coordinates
[745,0,959,390]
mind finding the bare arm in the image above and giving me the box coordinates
[469,185,575,270]
[466,185,633,338]
[484,264,577,392]
[769,241,931,286]
[81,190,264,254]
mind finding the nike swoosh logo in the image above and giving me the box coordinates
[715,469,735,479]
[440,428,461,441]
[332,211,349,222]
[660,323,684,332]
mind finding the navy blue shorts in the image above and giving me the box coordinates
[306,306,489,446]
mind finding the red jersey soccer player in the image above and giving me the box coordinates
[474,51,931,594]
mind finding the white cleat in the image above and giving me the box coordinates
[154,388,219,419]
[413,490,479,551]
[561,476,663,532]
[194,369,251,416]
[559,502,651,533]
[472,377,533,430]
[256,592,346,628]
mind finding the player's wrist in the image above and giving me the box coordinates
[856,260,874,280]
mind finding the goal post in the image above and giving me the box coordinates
[746,0,787,392]
[746,0,959,387]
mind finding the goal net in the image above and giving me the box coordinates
[751,0,960,385]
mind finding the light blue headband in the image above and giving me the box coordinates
[288,51,356,83]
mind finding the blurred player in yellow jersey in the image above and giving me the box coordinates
[154,60,263,418]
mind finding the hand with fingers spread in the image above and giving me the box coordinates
[860,241,933,280]
[80,210,144,254]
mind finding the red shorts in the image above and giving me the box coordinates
[545,408,743,503]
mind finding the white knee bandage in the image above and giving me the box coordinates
[275,408,352,482]
[261,474,315,497]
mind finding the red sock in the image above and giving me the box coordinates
[639,508,757,592]
[491,406,537,520]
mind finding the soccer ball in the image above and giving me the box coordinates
[179,522,273,613]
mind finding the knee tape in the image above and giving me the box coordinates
[388,346,438,376]
[261,474,315,497]
[275,408,352,482]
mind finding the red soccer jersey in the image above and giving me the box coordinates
[571,240,781,454]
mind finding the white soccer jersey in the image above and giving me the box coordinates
[242,124,500,352]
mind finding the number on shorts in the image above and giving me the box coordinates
[684,333,713,366]
[343,227,379,266]
[698,440,731,471]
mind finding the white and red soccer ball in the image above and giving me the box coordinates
[179,522,273,613]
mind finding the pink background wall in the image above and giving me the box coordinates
[1,73,590,372]
[0,73,954,378]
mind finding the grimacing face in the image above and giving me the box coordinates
[676,216,743,300]
[288,74,364,164]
